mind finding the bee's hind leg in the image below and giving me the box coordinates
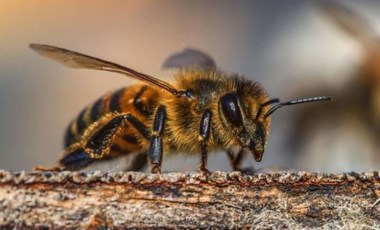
[35,143,98,171]
[35,113,150,171]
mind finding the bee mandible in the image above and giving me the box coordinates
[30,44,331,173]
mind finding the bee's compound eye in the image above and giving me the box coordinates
[220,93,243,127]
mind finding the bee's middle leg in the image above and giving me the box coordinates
[148,106,166,173]
[199,110,212,174]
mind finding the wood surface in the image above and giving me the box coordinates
[0,170,380,229]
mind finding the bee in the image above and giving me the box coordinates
[30,44,331,173]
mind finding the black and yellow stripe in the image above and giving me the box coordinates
[64,104,96,147]
[63,84,158,157]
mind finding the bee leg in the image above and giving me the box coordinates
[149,106,166,173]
[56,114,127,171]
[34,143,91,171]
[124,151,148,171]
[37,113,150,171]
[227,148,245,171]
[199,110,212,174]
[58,146,95,171]
[124,114,150,139]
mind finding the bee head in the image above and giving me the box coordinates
[219,92,332,162]
[219,92,270,162]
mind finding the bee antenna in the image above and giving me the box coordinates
[256,98,280,120]
[264,96,332,118]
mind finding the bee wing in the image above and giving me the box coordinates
[162,48,217,71]
[319,1,376,45]
[29,44,182,96]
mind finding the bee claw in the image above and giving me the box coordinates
[151,165,162,174]
[199,167,211,176]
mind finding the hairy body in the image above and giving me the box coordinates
[30,44,330,173]
[63,70,270,172]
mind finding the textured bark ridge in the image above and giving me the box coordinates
[0,170,380,229]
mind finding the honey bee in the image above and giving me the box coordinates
[30,44,331,173]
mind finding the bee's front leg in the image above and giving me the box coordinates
[148,106,166,173]
[199,110,212,174]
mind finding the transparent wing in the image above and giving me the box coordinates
[29,44,183,96]
[162,48,217,71]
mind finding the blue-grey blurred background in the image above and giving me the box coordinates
[1,0,380,172]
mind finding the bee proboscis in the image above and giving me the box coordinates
[30,44,331,173]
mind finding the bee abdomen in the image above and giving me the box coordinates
[64,84,158,148]
[64,105,97,147]
[64,94,111,148]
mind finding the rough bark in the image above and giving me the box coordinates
[0,170,380,229]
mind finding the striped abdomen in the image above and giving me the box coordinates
[64,84,159,156]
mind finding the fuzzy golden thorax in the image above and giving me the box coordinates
[161,69,271,162]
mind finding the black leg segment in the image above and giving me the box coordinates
[60,148,95,171]
[149,137,163,164]
[152,106,166,135]
[86,113,150,155]
[199,110,212,173]
[200,142,209,173]
[60,113,150,171]
[125,114,150,139]
[86,115,125,154]
[148,106,166,173]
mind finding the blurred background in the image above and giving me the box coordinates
[1,0,380,172]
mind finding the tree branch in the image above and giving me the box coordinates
[0,170,380,229]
